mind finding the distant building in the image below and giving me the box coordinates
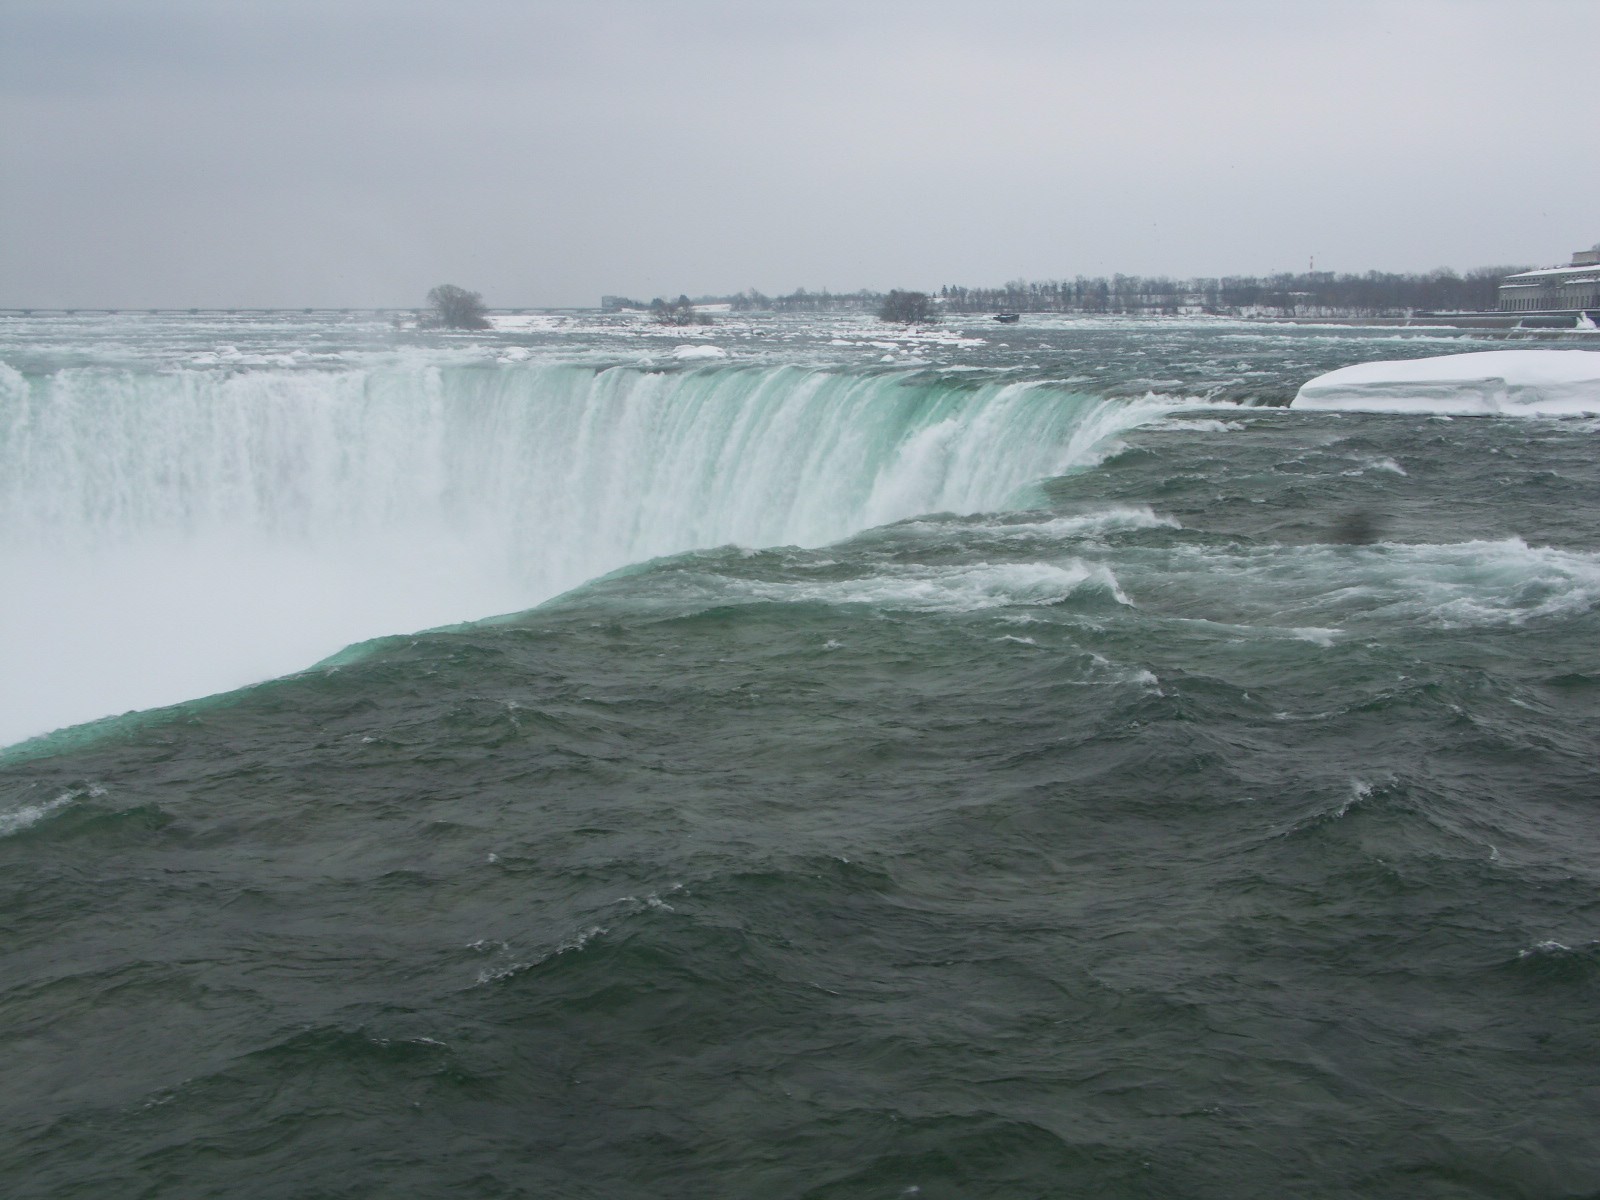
[1498,245,1600,312]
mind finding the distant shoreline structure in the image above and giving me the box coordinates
[1496,245,1600,316]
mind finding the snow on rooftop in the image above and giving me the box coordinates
[1501,264,1600,281]
[1292,350,1600,416]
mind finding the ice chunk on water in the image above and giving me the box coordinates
[1292,350,1600,416]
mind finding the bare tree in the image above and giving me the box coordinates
[650,295,712,326]
[878,290,938,324]
[424,284,490,330]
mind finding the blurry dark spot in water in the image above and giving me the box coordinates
[1331,508,1384,544]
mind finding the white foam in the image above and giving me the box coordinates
[1412,540,1600,626]
[983,506,1180,539]
[1293,350,1600,415]
[1145,417,1245,432]
[0,784,103,837]
[737,560,1130,613]
[1153,537,1600,631]
[470,923,606,986]
[671,344,728,360]
[1349,456,1407,476]
[1287,626,1341,646]
[1516,939,1597,959]
[895,505,1177,542]
[0,796,74,837]
[1335,779,1374,818]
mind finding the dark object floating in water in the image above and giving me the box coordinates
[1331,509,1384,545]
[994,313,1021,324]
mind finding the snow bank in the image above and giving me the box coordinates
[1292,350,1600,416]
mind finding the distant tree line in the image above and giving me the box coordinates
[603,289,881,315]
[933,268,1522,316]
[733,288,884,314]
[602,265,1527,319]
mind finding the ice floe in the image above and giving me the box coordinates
[1292,350,1600,416]
[672,344,729,360]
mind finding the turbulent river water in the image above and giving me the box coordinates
[3,312,1598,1198]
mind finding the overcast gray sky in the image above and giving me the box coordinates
[3,0,1596,308]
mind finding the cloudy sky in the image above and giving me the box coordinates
[3,0,1596,308]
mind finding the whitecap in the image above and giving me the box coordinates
[1516,939,1592,959]
[1335,778,1374,818]
[985,506,1180,539]
[0,782,105,838]
[1288,627,1340,646]
[894,505,1178,542]
[1145,417,1245,432]
[735,560,1130,613]
[0,793,76,838]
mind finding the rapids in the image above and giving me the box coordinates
[3,313,1598,1199]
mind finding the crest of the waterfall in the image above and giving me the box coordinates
[0,358,1167,744]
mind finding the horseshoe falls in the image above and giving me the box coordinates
[3,313,1599,1200]
[0,356,1158,747]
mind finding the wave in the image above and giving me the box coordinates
[1134,537,1600,632]
[636,558,1134,615]
[0,359,1170,744]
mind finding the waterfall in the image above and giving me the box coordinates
[0,358,1166,742]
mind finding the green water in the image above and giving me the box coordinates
[3,314,1598,1198]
